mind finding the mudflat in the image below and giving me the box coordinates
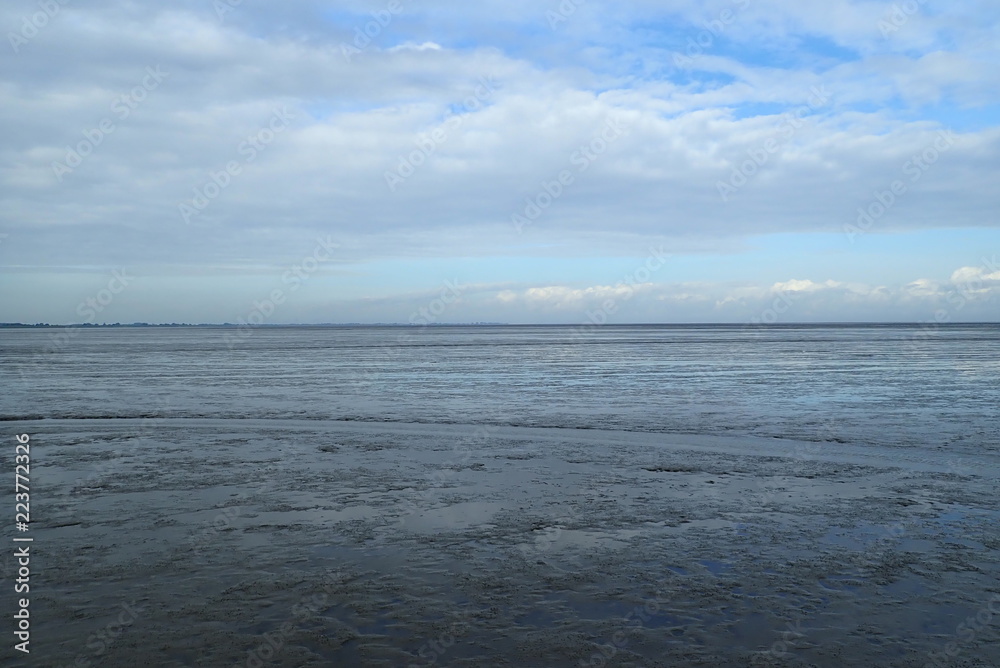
[18,417,1000,667]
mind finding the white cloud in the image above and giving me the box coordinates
[951,265,1000,285]
[387,41,442,52]
[435,265,1000,324]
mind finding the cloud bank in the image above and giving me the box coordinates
[1,0,998,323]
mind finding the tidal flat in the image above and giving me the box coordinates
[16,417,1000,667]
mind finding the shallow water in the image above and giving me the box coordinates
[4,324,1000,454]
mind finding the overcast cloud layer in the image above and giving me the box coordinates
[1,0,998,324]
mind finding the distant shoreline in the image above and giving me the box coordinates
[2,322,998,329]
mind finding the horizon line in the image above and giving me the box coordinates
[3,322,999,328]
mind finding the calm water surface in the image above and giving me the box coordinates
[2,324,998,453]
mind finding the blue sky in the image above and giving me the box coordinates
[1,0,998,324]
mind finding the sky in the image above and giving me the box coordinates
[1,0,999,325]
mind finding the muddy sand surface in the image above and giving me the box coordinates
[11,418,1000,666]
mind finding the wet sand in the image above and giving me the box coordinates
[13,418,1000,666]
